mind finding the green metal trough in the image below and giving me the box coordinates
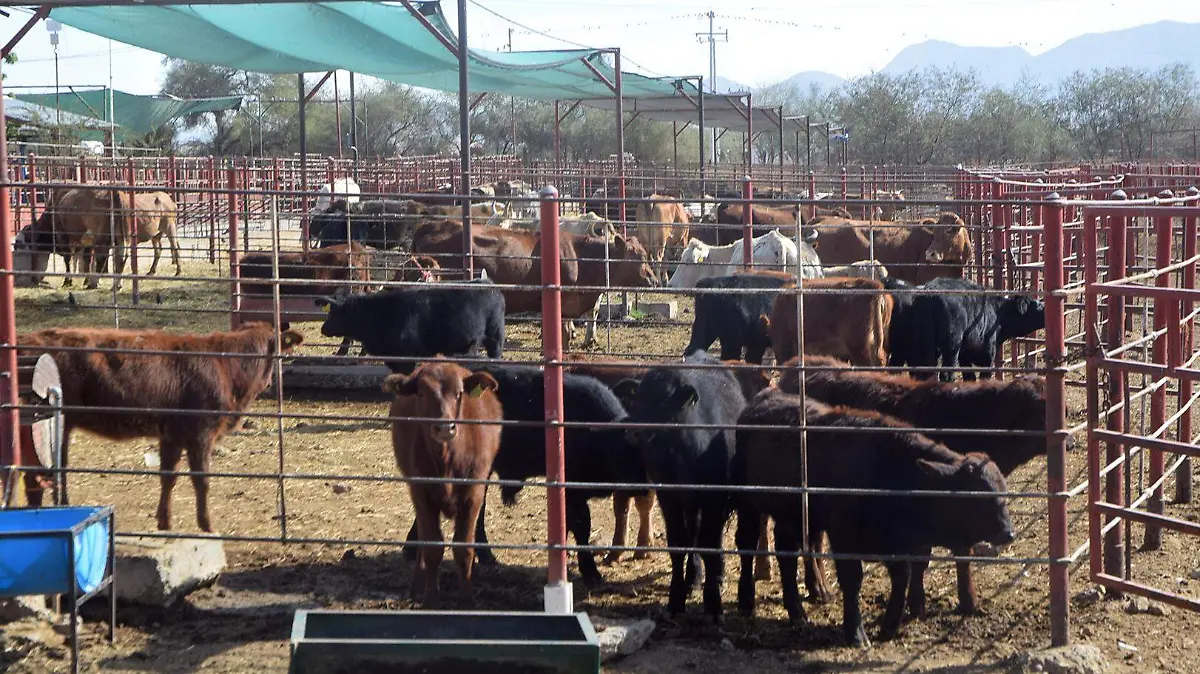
[289,610,600,674]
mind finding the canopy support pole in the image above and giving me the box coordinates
[298,74,309,252]
[0,56,22,506]
[303,71,333,104]
[399,0,459,55]
[698,76,706,196]
[468,92,488,113]
[622,111,641,131]
[777,106,784,170]
[554,100,561,183]
[806,117,812,169]
[334,71,343,160]
[1,5,48,59]
[825,121,832,166]
[457,0,472,277]
[349,72,358,178]
[614,48,626,232]
[745,92,752,175]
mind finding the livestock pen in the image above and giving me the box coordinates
[1,156,1200,673]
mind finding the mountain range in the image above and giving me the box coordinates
[760,20,1200,93]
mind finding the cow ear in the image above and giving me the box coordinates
[381,373,419,396]
[463,372,499,397]
[916,458,956,480]
[613,235,628,255]
[314,296,337,312]
[670,384,700,409]
[612,378,640,402]
[281,330,304,350]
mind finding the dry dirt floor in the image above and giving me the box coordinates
[3,225,1200,673]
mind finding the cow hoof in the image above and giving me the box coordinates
[632,551,650,561]
[601,552,623,566]
[955,602,979,616]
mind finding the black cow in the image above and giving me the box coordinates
[734,389,1015,646]
[685,273,792,363]
[891,277,1045,381]
[315,279,505,374]
[310,199,426,250]
[622,350,747,621]
[401,365,648,584]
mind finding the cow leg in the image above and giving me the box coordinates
[754,514,772,580]
[834,558,870,647]
[149,234,162,275]
[604,492,632,565]
[632,491,654,560]
[805,530,834,603]
[719,338,743,362]
[414,499,445,607]
[185,439,216,533]
[452,484,486,608]
[734,505,762,617]
[774,516,807,625]
[880,561,911,640]
[566,493,602,585]
[166,227,183,276]
[660,499,694,617]
[61,253,74,288]
[82,248,99,290]
[583,302,601,348]
[697,505,726,623]
[473,493,498,566]
[334,337,354,357]
[907,559,929,619]
[112,242,126,291]
[156,439,184,531]
[952,546,979,614]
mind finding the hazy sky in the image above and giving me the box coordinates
[0,0,1186,96]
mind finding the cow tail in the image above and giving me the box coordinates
[873,293,894,367]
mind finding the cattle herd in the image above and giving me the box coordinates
[9,180,1058,647]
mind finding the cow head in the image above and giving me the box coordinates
[667,238,711,288]
[611,234,660,288]
[923,213,973,265]
[621,375,700,448]
[917,452,1015,553]
[382,362,498,444]
[315,295,356,338]
[997,295,1046,341]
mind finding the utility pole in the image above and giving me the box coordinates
[508,28,517,156]
[696,11,727,166]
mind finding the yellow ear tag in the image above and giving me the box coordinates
[321,304,330,313]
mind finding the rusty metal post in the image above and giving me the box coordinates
[1084,209,1102,582]
[228,166,242,330]
[207,156,217,263]
[298,74,310,253]
[807,170,817,222]
[539,185,571,614]
[26,153,37,226]
[992,178,1006,291]
[125,160,140,304]
[741,175,753,269]
[839,166,847,199]
[1177,192,1198,504]
[0,69,22,505]
[1105,195,1129,580]
[1042,195,1070,647]
[614,49,627,234]
[1144,212,1173,550]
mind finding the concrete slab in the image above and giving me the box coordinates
[109,537,227,607]
[598,300,678,320]
[591,616,656,662]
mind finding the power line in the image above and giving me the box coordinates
[465,0,668,77]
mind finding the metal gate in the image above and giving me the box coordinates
[1084,200,1200,610]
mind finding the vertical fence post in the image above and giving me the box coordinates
[1177,189,1198,504]
[228,166,241,330]
[539,185,571,614]
[207,156,217,264]
[1105,192,1129,581]
[1144,212,1173,550]
[807,170,816,223]
[741,175,753,269]
[27,153,37,227]
[1084,208,1102,583]
[1042,195,1070,647]
[0,79,22,506]
[125,159,139,305]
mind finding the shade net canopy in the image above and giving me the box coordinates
[576,94,809,134]
[49,1,685,101]
[11,89,243,135]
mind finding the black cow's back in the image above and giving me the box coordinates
[688,274,792,362]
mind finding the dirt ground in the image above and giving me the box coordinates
[4,227,1200,673]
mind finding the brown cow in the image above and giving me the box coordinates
[392,254,446,283]
[634,194,691,280]
[412,219,658,346]
[761,277,893,366]
[694,202,808,247]
[18,323,303,532]
[776,355,1048,615]
[382,361,502,608]
[239,242,371,296]
[811,212,974,284]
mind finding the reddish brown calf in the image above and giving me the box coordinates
[383,362,502,608]
[19,323,302,532]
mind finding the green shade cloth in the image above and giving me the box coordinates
[49,1,691,101]
[12,89,244,135]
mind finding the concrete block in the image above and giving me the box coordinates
[597,300,678,321]
[1009,644,1110,674]
[591,616,655,662]
[110,537,227,607]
